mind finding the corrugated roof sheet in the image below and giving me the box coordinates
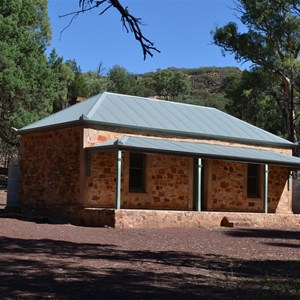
[88,136,300,168]
[19,92,294,148]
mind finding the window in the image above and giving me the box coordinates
[129,153,146,192]
[247,164,260,198]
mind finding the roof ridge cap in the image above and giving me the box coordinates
[103,92,211,109]
[216,109,293,145]
[143,96,210,109]
[86,93,105,119]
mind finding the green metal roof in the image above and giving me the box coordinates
[88,136,300,168]
[19,92,294,148]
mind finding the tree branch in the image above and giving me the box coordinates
[60,0,160,60]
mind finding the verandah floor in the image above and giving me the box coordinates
[74,208,300,228]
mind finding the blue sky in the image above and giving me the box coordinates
[48,0,249,74]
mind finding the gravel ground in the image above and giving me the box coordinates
[0,218,299,299]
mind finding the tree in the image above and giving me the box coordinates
[48,49,75,111]
[107,65,137,95]
[152,70,190,99]
[85,71,109,96]
[213,0,300,142]
[222,68,284,135]
[64,59,88,105]
[152,70,173,98]
[65,59,110,105]
[0,0,60,161]
[170,72,191,98]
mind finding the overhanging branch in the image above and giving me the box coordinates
[60,0,160,60]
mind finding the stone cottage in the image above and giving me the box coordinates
[18,92,300,227]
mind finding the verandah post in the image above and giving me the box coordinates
[116,150,122,209]
[264,164,269,214]
[197,158,202,212]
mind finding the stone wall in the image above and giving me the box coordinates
[122,153,193,210]
[69,208,300,229]
[207,160,246,211]
[84,128,293,156]
[18,126,294,215]
[83,128,293,213]
[85,152,193,210]
[19,127,83,210]
[113,210,300,229]
[85,151,117,208]
[269,166,291,213]
[206,160,291,213]
[84,128,121,147]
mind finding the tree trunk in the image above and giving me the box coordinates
[283,76,297,142]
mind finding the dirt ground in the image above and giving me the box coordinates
[0,218,299,300]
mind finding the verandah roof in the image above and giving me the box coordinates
[87,136,300,168]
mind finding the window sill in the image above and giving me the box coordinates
[128,190,147,194]
[246,197,263,201]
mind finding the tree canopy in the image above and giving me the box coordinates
[0,0,62,161]
[213,0,300,142]
[151,70,190,99]
[6,0,295,166]
[222,67,284,135]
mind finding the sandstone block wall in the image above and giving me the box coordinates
[113,210,300,229]
[63,207,300,229]
[84,128,293,156]
[122,153,193,210]
[84,128,122,147]
[19,127,82,210]
[85,151,117,208]
[207,160,290,213]
[207,160,245,211]
[83,128,292,213]
[85,152,193,210]
[19,126,293,215]
[269,166,291,213]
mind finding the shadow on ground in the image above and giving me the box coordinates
[225,228,300,240]
[226,228,300,250]
[0,236,299,299]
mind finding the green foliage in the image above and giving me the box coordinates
[48,49,74,112]
[0,0,60,161]
[85,71,109,97]
[3,0,296,165]
[65,64,234,113]
[164,67,240,110]
[107,65,137,95]
[223,68,284,135]
[152,70,173,97]
[64,59,109,105]
[213,0,300,141]
[151,69,190,98]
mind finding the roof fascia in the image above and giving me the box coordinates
[17,119,85,134]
